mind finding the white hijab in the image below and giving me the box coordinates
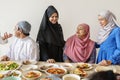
[98,10,119,44]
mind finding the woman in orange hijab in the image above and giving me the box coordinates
[64,23,96,63]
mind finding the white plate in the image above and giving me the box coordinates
[0,61,22,71]
[71,68,87,77]
[22,70,42,80]
[45,67,67,77]
[62,74,80,80]
[95,66,116,73]
[9,70,22,77]
[76,63,93,70]
[38,63,59,71]
[59,63,74,71]
[0,70,21,79]
[21,65,38,71]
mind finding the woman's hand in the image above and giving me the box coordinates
[46,59,56,63]
[98,60,111,66]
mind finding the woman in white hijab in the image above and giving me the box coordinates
[96,10,120,65]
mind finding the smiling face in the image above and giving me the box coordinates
[49,13,58,24]
[76,26,87,39]
[98,15,108,28]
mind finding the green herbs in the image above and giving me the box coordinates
[0,62,19,70]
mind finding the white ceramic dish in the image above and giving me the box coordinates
[59,63,74,70]
[72,68,87,78]
[0,71,9,79]
[22,70,42,80]
[62,74,80,80]
[76,63,93,70]
[95,66,116,73]
[10,70,22,77]
[0,61,22,71]
[0,70,21,79]
[38,63,59,71]
[21,65,38,71]
[45,67,67,77]
[3,76,21,80]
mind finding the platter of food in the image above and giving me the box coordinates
[22,70,42,80]
[76,63,93,70]
[38,63,59,71]
[0,71,8,79]
[72,68,87,77]
[0,61,21,71]
[45,67,67,77]
[0,70,21,79]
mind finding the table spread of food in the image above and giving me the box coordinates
[0,61,119,80]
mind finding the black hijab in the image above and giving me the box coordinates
[36,5,65,47]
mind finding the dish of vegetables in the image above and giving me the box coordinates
[0,61,20,70]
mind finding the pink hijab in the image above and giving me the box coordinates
[64,23,95,62]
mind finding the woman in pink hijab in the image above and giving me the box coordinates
[64,23,96,63]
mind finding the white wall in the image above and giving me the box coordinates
[0,0,120,56]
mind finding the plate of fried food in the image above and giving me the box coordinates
[72,68,87,77]
[38,63,59,72]
[76,63,93,70]
[45,67,67,77]
[22,70,42,80]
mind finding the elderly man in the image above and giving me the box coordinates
[0,21,39,61]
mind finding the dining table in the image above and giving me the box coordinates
[0,61,120,80]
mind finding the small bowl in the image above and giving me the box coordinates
[10,70,22,77]
[22,70,42,80]
[45,67,67,77]
[3,76,21,80]
[62,74,80,80]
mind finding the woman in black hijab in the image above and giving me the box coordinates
[36,5,65,62]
